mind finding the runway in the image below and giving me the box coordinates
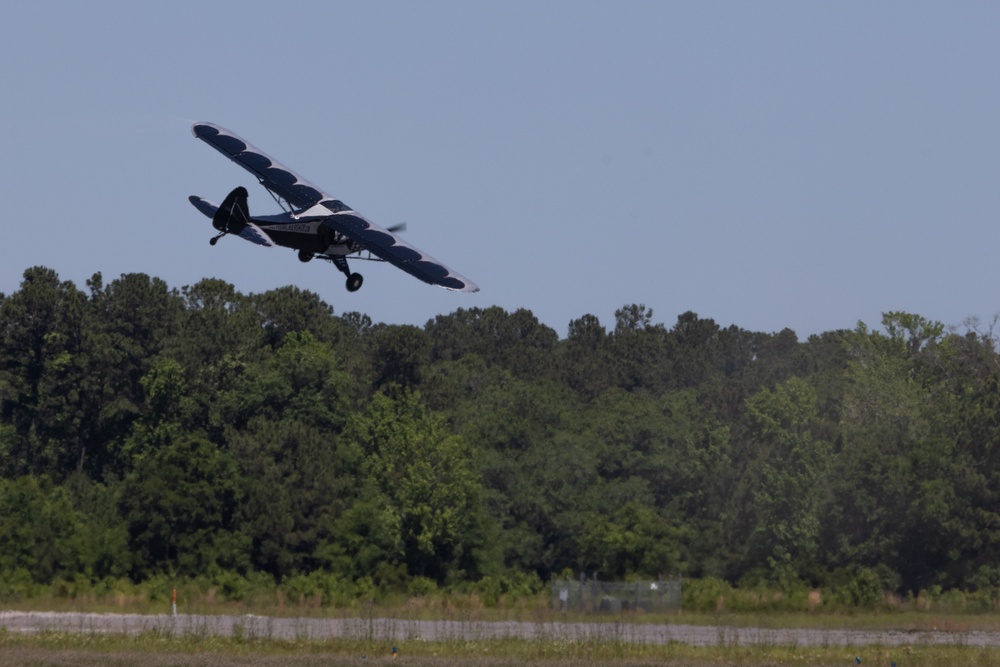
[1,611,995,648]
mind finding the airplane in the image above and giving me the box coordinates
[189,122,479,293]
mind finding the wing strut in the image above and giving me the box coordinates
[260,179,293,213]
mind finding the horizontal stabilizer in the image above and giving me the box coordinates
[237,223,275,247]
[188,196,217,219]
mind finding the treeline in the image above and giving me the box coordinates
[2,265,1000,601]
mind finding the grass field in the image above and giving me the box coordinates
[3,631,1000,667]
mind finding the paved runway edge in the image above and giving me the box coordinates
[1,611,995,648]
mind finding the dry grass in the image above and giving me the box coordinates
[3,629,1000,667]
[0,651,713,667]
[6,644,1000,667]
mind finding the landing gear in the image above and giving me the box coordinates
[333,255,364,292]
[209,232,226,246]
[297,249,313,263]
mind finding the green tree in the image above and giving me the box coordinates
[214,331,349,431]
[349,389,494,582]
[171,279,266,434]
[251,285,338,349]
[111,357,193,476]
[426,307,558,380]
[829,319,946,591]
[81,272,186,477]
[579,502,684,579]
[368,324,431,390]
[444,370,593,576]
[730,377,831,582]
[230,418,356,578]
[584,388,731,578]
[0,267,90,477]
[608,304,671,393]
[667,311,723,389]
[120,435,246,578]
[559,313,614,400]
[0,476,83,582]
[914,324,1000,589]
[63,473,132,580]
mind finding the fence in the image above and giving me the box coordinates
[550,574,682,613]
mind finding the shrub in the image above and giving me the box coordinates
[408,576,438,598]
[833,567,884,609]
[682,576,733,613]
[0,568,40,601]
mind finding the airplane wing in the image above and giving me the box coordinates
[192,122,479,293]
[192,122,330,210]
[318,205,479,292]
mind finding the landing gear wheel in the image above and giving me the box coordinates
[209,236,219,246]
[346,273,364,292]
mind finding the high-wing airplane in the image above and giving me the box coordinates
[189,122,478,293]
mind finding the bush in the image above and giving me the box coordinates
[477,575,501,607]
[0,568,41,601]
[280,571,376,607]
[830,566,885,609]
[501,571,544,600]
[92,576,140,605]
[408,576,438,598]
[142,574,176,603]
[214,570,248,602]
[283,572,322,604]
[682,576,733,613]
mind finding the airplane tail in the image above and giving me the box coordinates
[212,186,250,234]
[191,187,275,248]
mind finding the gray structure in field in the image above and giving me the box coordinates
[551,574,682,613]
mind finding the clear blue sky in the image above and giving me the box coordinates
[3,2,998,338]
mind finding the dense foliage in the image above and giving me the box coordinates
[2,266,1000,600]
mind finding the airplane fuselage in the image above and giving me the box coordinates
[236,213,355,257]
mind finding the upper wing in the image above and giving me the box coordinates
[192,122,331,210]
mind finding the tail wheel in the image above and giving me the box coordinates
[346,273,364,292]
